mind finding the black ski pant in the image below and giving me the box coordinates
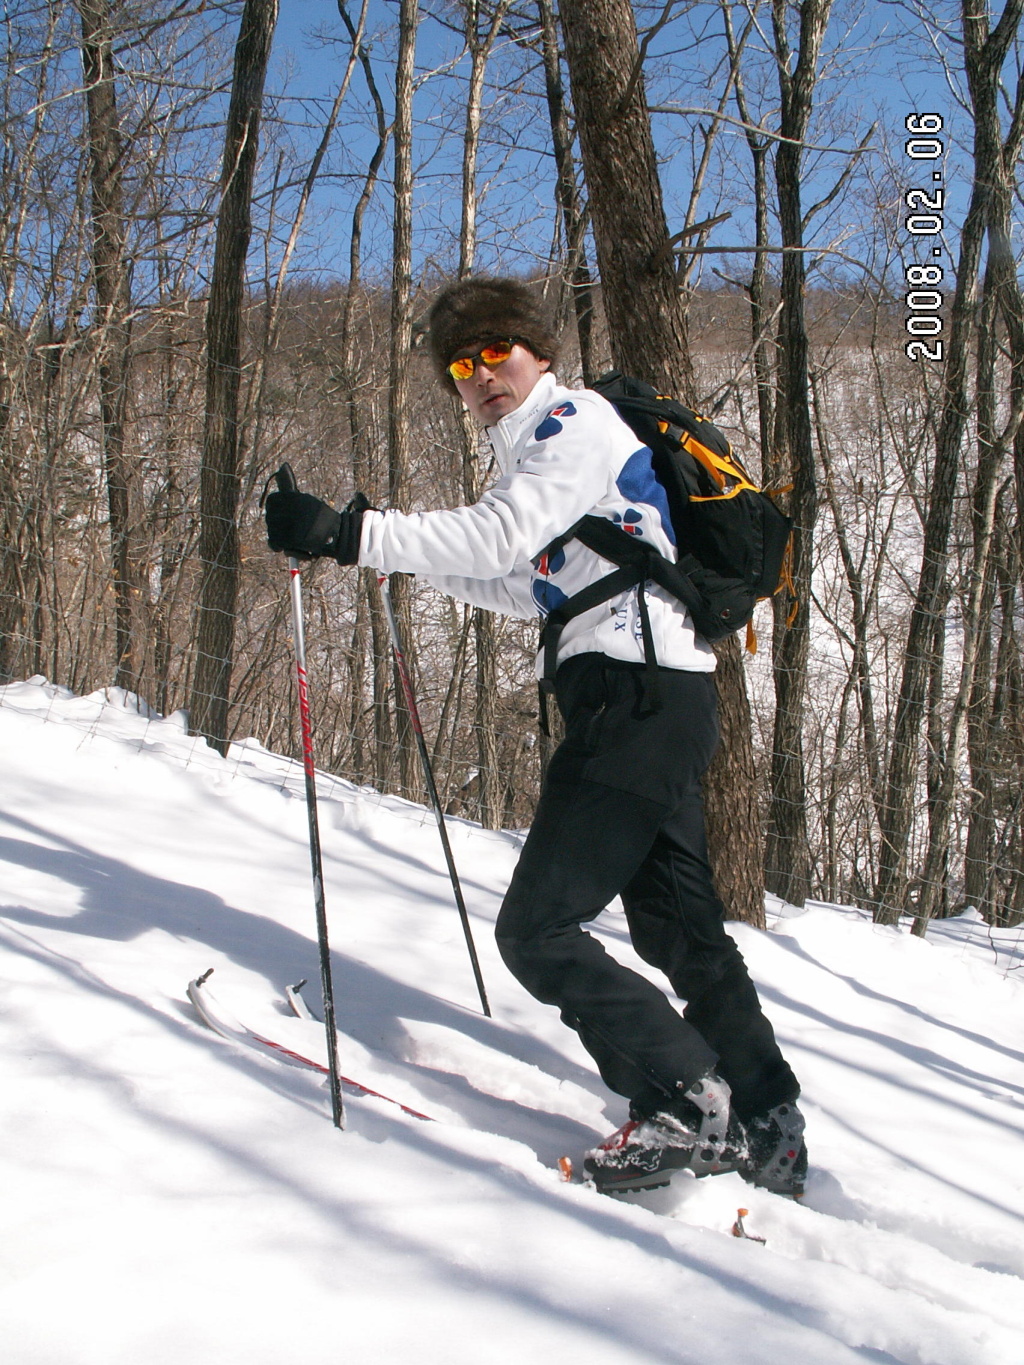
[495,653,798,1123]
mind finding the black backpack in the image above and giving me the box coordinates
[537,371,792,716]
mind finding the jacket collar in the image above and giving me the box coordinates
[485,371,560,472]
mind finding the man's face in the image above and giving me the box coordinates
[451,340,550,424]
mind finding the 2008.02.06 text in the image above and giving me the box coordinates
[904,113,945,363]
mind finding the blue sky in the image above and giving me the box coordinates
[255,2,981,294]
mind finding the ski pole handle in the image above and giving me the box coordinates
[275,462,298,494]
[273,463,303,580]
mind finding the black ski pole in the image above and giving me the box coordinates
[275,462,345,1129]
[378,573,491,1017]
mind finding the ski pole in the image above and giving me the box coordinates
[378,573,491,1017]
[275,462,345,1129]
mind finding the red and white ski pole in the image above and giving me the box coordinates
[378,574,491,1017]
[275,463,345,1129]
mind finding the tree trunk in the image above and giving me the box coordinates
[559,0,694,399]
[387,0,419,798]
[190,0,278,754]
[761,0,832,908]
[337,0,390,787]
[917,602,950,927]
[457,0,510,830]
[987,539,1022,926]
[812,371,886,829]
[368,570,396,791]
[78,0,142,692]
[0,324,23,682]
[722,0,775,463]
[704,634,765,928]
[537,0,595,385]
[559,0,763,924]
[962,591,998,913]
[152,287,187,718]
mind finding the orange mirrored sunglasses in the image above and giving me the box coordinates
[446,337,521,382]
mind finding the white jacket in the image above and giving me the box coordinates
[358,371,716,675]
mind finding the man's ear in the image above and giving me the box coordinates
[539,357,550,372]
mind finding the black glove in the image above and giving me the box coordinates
[265,490,363,564]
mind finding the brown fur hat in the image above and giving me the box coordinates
[427,276,560,391]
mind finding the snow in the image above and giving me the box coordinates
[1,677,1022,1365]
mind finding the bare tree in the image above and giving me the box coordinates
[559,0,694,398]
[536,0,595,384]
[190,0,279,754]
[911,0,1024,933]
[719,0,775,460]
[559,0,766,926]
[874,0,1024,922]
[761,0,833,908]
[77,0,144,692]
[329,0,394,788]
[387,0,421,796]
[455,0,512,830]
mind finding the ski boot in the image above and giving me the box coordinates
[741,1101,807,1197]
[584,1072,748,1195]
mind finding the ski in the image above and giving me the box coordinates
[187,969,435,1122]
[285,978,318,1021]
[192,972,768,1240]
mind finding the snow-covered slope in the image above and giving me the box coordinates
[1,677,1021,1365]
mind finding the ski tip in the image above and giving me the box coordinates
[558,1156,574,1182]
[286,980,319,1021]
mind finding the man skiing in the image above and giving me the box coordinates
[265,276,806,1196]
